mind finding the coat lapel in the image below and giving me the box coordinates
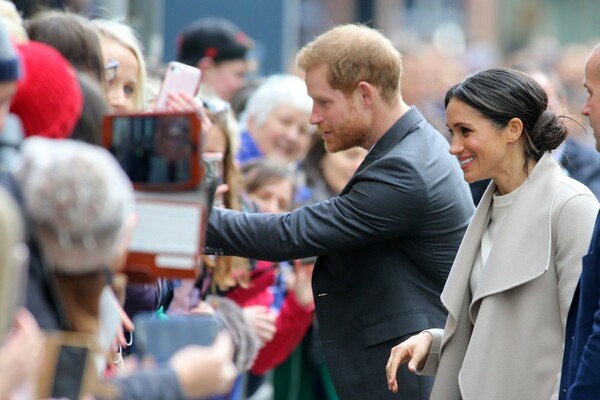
[440,153,562,347]
[471,153,560,304]
[440,180,494,343]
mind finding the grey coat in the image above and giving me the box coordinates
[420,153,599,400]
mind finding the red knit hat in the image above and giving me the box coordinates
[9,41,83,139]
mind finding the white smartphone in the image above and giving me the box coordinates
[154,61,202,111]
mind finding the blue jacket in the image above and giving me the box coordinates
[561,138,600,201]
[561,210,600,399]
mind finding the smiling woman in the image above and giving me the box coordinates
[445,68,566,194]
[386,68,599,400]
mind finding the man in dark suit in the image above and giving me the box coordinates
[205,24,474,399]
[560,43,600,399]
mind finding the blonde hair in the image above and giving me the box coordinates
[296,24,402,105]
[0,2,27,43]
[92,19,147,111]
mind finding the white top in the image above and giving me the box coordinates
[469,186,521,313]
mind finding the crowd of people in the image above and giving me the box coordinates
[0,1,600,400]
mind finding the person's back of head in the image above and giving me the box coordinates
[296,23,402,106]
[10,40,83,139]
[16,137,135,349]
[27,10,104,83]
[15,137,134,274]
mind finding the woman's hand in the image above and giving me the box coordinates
[385,331,433,393]
[165,92,213,135]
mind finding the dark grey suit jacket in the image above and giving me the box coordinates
[205,107,474,399]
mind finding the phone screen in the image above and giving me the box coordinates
[134,313,220,363]
[105,112,202,191]
[51,345,89,399]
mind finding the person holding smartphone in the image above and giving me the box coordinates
[205,24,474,400]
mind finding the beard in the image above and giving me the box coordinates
[320,112,370,153]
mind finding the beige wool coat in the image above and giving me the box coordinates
[419,153,599,400]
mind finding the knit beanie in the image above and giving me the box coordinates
[16,137,135,274]
[177,18,251,66]
[0,19,19,82]
[9,41,82,139]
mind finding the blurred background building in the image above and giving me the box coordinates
[10,0,600,135]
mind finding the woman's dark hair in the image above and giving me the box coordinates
[27,10,104,83]
[444,68,567,171]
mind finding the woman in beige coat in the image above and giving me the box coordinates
[385,68,599,400]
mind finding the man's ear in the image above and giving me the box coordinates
[507,117,524,143]
[356,81,374,108]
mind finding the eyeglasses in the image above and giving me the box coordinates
[201,97,231,115]
[104,59,119,84]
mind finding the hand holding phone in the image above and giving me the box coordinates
[154,62,202,111]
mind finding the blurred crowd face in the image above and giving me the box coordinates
[321,147,367,193]
[447,98,513,185]
[101,38,139,113]
[249,104,312,165]
[0,81,15,132]
[306,64,369,153]
[582,48,600,151]
[202,59,247,101]
[249,177,294,214]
